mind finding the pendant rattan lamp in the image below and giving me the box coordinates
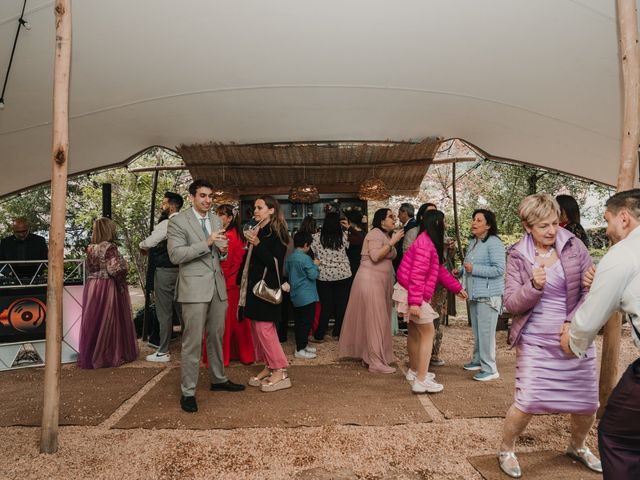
[211,166,240,205]
[288,165,320,203]
[358,165,389,201]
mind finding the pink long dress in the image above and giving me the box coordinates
[78,242,139,369]
[338,228,396,373]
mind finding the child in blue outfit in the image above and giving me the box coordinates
[284,231,321,359]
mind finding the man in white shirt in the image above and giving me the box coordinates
[560,188,640,480]
[140,192,184,362]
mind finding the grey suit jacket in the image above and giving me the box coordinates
[167,208,228,303]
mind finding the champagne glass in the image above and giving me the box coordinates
[242,218,259,249]
[213,230,229,260]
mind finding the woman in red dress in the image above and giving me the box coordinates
[203,204,254,366]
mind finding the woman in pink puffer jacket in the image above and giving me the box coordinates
[395,210,467,394]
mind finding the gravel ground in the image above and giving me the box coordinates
[1,312,636,480]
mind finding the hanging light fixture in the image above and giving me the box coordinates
[358,165,389,201]
[211,166,239,204]
[288,165,320,203]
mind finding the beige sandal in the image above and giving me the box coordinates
[260,368,292,392]
[248,368,271,387]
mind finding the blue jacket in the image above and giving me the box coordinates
[285,249,320,307]
[462,235,506,300]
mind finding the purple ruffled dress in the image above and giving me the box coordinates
[78,242,139,369]
[514,260,598,415]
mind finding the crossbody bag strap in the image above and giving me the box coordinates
[273,257,281,286]
[238,244,253,308]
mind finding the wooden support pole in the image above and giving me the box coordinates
[142,170,160,341]
[40,0,71,454]
[598,0,640,418]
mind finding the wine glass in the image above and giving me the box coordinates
[242,218,259,249]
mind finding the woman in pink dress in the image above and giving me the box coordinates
[338,208,405,374]
[79,217,139,369]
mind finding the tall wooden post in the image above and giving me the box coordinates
[40,0,71,453]
[598,0,640,418]
[142,170,160,341]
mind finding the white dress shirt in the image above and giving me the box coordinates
[569,225,640,357]
[139,212,179,250]
[192,207,212,235]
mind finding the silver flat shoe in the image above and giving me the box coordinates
[566,445,602,473]
[498,451,522,478]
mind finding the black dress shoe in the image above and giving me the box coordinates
[210,380,246,392]
[180,395,197,413]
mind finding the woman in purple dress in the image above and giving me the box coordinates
[498,194,601,478]
[78,217,139,369]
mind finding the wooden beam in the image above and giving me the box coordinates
[188,158,437,170]
[598,0,640,418]
[40,0,71,454]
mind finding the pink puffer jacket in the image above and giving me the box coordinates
[397,232,463,306]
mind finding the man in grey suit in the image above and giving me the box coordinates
[168,179,245,413]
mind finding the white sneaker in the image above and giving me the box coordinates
[412,377,444,394]
[405,369,435,382]
[294,349,317,359]
[305,345,317,353]
[145,351,170,363]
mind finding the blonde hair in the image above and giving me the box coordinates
[518,193,561,227]
[91,217,117,244]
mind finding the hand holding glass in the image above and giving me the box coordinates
[243,218,260,249]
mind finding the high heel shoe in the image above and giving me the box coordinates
[248,368,271,387]
[498,451,522,478]
[260,368,292,392]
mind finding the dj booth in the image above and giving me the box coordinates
[0,259,84,371]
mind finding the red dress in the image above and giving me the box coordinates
[203,228,254,366]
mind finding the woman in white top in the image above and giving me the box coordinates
[311,212,353,340]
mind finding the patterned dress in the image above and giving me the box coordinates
[78,242,138,369]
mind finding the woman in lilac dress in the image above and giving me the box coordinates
[497,194,601,478]
[79,217,139,369]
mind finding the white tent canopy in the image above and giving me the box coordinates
[0,0,638,198]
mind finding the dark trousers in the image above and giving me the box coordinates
[293,302,316,351]
[314,277,351,339]
[598,357,640,480]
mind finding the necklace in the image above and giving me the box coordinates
[535,246,555,258]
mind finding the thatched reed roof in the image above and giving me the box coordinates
[177,139,442,196]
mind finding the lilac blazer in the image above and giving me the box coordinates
[504,227,592,347]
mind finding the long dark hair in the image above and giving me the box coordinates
[372,208,391,235]
[472,209,498,241]
[299,215,318,235]
[416,202,437,224]
[256,195,290,246]
[216,204,244,241]
[419,210,445,264]
[555,195,581,225]
[320,212,344,250]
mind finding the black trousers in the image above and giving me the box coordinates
[314,277,351,339]
[293,302,316,351]
[598,357,640,480]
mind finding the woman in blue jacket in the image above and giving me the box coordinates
[460,209,506,381]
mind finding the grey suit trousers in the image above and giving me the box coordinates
[154,267,181,354]
[180,292,228,396]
